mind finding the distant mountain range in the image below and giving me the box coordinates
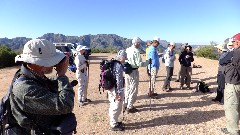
[0,33,193,52]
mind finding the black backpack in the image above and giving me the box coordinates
[99,59,120,93]
[197,81,210,93]
[123,62,132,74]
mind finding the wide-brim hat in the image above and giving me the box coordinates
[15,39,65,67]
[76,45,88,51]
[214,43,228,51]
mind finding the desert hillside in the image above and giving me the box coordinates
[1,53,228,135]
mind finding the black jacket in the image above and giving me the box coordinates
[179,51,194,67]
[222,47,240,84]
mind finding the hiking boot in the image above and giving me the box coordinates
[84,98,92,103]
[78,101,85,107]
[220,128,230,134]
[111,123,125,131]
[127,107,139,113]
[175,79,179,82]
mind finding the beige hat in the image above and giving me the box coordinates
[214,43,228,51]
[15,39,65,67]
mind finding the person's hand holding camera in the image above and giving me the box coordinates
[55,56,69,76]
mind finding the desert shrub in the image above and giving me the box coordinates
[91,48,118,53]
[0,45,18,68]
[195,45,218,60]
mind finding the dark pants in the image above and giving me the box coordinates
[163,66,174,88]
[215,71,225,102]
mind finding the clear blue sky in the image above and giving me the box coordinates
[0,0,239,45]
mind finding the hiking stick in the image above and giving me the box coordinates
[149,58,152,111]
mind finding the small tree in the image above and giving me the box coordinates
[195,45,218,60]
[0,45,18,68]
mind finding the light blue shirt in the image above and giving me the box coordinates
[147,46,160,69]
[164,47,176,67]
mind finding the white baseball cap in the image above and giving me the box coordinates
[15,39,65,67]
[153,36,160,42]
[76,45,88,51]
[170,42,175,46]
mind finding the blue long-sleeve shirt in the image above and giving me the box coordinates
[147,46,160,69]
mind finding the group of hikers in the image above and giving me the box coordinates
[2,32,240,134]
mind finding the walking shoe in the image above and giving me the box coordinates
[78,101,85,107]
[111,123,125,131]
[220,128,230,134]
[127,107,139,113]
[84,98,92,103]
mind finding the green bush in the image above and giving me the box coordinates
[195,45,218,60]
[91,48,118,53]
[0,45,18,68]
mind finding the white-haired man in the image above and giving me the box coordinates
[9,39,75,134]
[147,37,160,96]
[125,37,149,113]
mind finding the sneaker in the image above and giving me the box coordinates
[175,79,180,82]
[186,87,192,90]
[111,123,125,131]
[127,107,139,113]
[220,128,230,134]
[78,101,85,107]
[84,98,92,103]
[180,86,183,90]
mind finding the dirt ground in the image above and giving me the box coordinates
[0,53,230,135]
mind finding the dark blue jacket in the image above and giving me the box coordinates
[179,51,194,67]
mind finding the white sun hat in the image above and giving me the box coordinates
[214,42,228,52]
[76,45,88,51]
[15,39,65,67]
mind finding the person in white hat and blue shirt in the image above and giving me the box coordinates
[75,45,91,106]
[162,42,176,91]
[11,39,75,134]
[147,36,160,96]
[125,37,149,113]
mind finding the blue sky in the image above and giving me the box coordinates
[0,0,239,45]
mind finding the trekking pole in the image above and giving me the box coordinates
[149,58,152,111]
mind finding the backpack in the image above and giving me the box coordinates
[123,62,132,74]
[197,81,210,93]
[99,59,120,93]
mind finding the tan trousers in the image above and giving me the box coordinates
[108,88,124,127]
[124,70,139,109]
